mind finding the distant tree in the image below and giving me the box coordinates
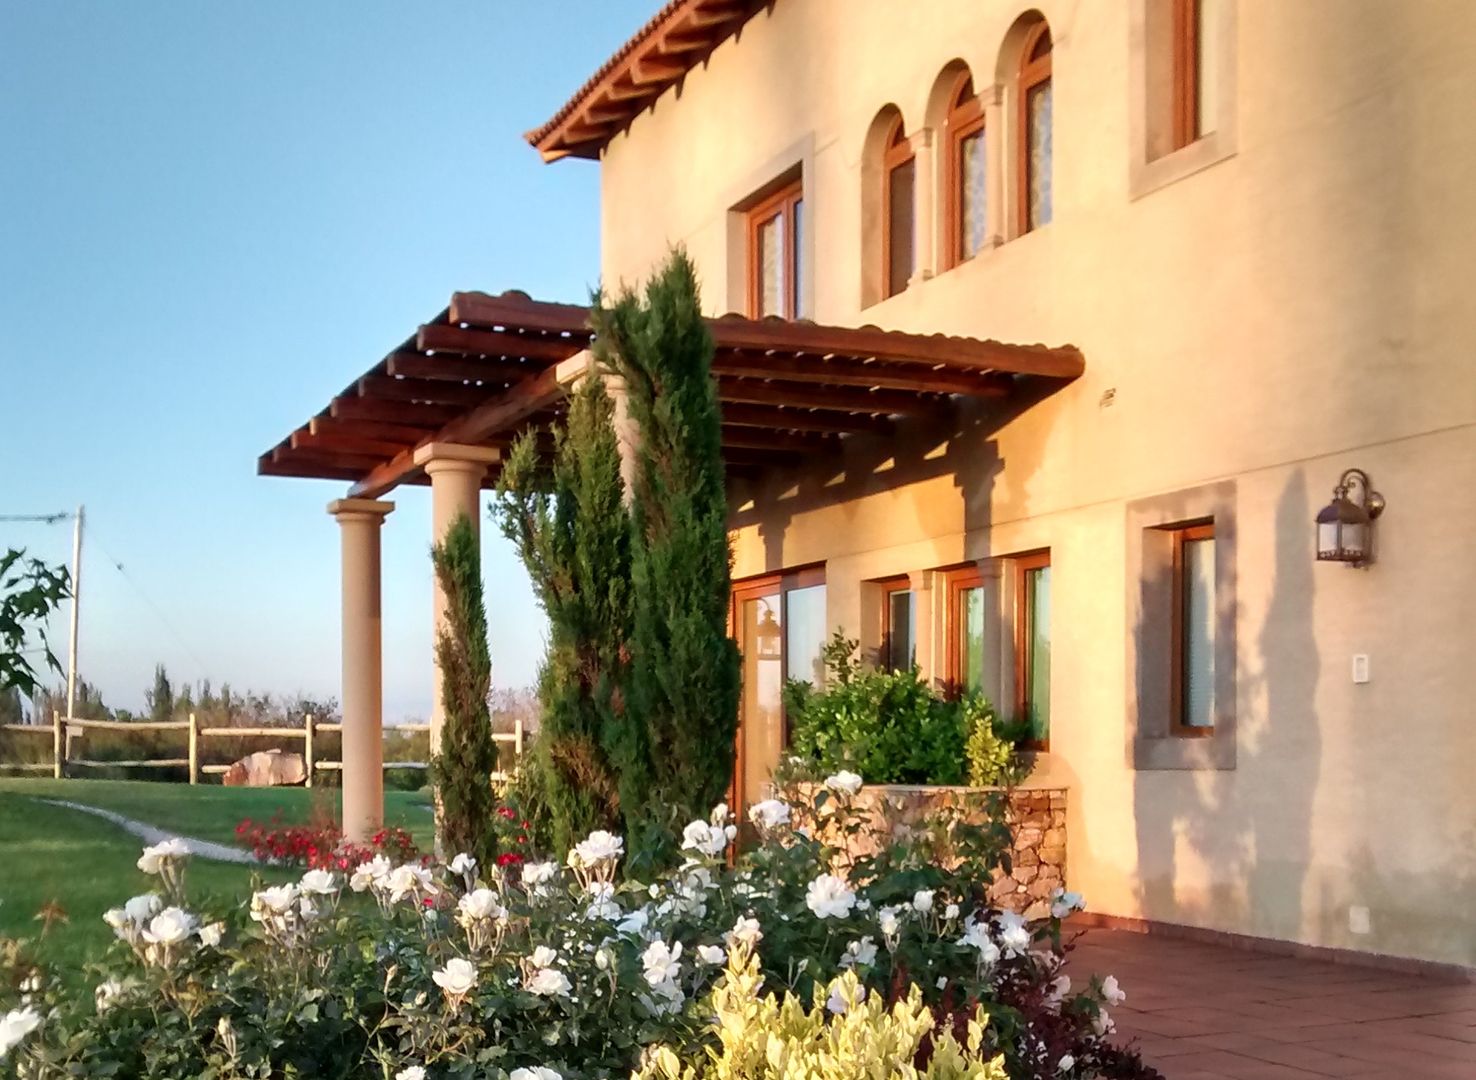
[0,548,69,698]
[428,514,499,866]
[146,663,175,724]
[592,250,740,869]
[0,686,25,725]
[496,373,631,854]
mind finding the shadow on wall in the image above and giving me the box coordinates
[1132,471,1321,942]
[727,378,1062,573]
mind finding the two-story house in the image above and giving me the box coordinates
[264,0,1476,972]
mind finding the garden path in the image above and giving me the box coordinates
[1068,927,1476,1078]
[39,797,257,865]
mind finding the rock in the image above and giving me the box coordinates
[221,749,307,787]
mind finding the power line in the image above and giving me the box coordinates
[87,524,213,677]
[0,512,70,525]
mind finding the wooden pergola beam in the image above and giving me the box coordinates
[329,396,463,427]
[713,353,1010,396]
[417,322,586,360]
[387,351,532,384]
[721,428,838,453]
[358,375,492,408]
[291,429,414,460]
[447,292,591,336]
[718,402,895,435]
[717,378,948,416]
[310,415,434,445]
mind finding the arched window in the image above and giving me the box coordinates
[1017,20,1053,233]
[881,116,916,298]
[945,72,988,266]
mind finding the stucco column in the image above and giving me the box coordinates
[982,82,1007,248]
[554,350,642,504]
[909,570,939,687]
[328,497,394,843]
[413,442,500,754]
[910,129,937,285]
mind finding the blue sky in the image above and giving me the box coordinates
[0,1,653,719]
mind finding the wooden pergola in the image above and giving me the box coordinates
[259,289,1084,496]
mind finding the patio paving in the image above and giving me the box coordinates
[1065,927,1476,1078]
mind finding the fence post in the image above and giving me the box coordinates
[52,710,62,779]
[188,712,199,785]
[304,713,315,789]
[514,713,524,774]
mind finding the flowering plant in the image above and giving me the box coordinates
[235,815,420,870]
[3,785,1158,1079]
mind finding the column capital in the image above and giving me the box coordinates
[413,442,501,474]
[328,498,395,523]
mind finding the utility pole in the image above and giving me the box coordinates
[65,504,83,721]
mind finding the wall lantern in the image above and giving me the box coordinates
[754,601,783,661]
[1316,468,1385,566]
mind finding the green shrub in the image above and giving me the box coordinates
[786,631,1027,787]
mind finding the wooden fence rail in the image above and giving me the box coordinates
[0,712,525,786]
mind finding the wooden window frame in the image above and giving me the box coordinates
[729,565,827,814]
[744,178,803,319]
[881,117,915,299]
[876,574,915,672]
[1170,0,1201,152]
[1012,550,1051,750]
[1169,521,1216,737]
[943,73,987,270]
[1016,20,1053,236]
[943,564,985,695]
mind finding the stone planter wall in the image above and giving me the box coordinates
[793,784,1068,917]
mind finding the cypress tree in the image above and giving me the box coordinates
[495,374,630,853]
[592,249,740,866]
[429,513,500,866]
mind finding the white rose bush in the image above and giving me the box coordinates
[0,787,1155,1080]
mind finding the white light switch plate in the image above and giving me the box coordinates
[1352,654,1370,684]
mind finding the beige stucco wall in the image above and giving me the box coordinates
[593,0,1476,966]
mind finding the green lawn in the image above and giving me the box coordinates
[0,778,434,977]
[0,776,435,848]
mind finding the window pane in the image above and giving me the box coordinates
[791,196,805,319]
[756,212,785,317]
[958,583,1001,700]
[1027,81,1053,229]
[1197,0,1219,137]
[959,129,988,259]
[785,583,826,688]
[887,589,916,672]
[887,158,915,295]
[1026,566,1051,741]
[1183,537,1216,727]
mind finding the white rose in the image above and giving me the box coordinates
[1046,974,1072,1004]
[0,1005,43,1057]
[912,889,935,914]
[530,945,559,969]
[300,869,339,895]
[1059,1054,1076,1073]
[570,830,624,867]
[510,1069,563,1080]
[136,837,189,875]
[1092,1007,1115,1035]
[123,893,162,924]
[679,819,730,857]
[395,1067,427,1080]
[805,874,856,919]
[616,907,650,936]
[349,854,391,892]
[521,861,558,888]
[198,922,225,948]
[997,911,1032,956]
[1050,888,1085,919]
[825,979,864,1016]
[457,888,505,923]
[824,770,863,796]
[252,884,299,917]
[93,978,128,1013]
[641,940,683,986]
[696,944,726,966]
[386,864,438,903]
[747,799,791,830]
[141,906,197,947]
[1101,974,1126,1005]
[944,902,960,920]
[449,852,477,877]
[727,915,763,948]
[524,967,572,997]
[431,957,478,998]
[878,906,904,938]
[841,936,878,967]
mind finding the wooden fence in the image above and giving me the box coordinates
[0,713,524,786]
